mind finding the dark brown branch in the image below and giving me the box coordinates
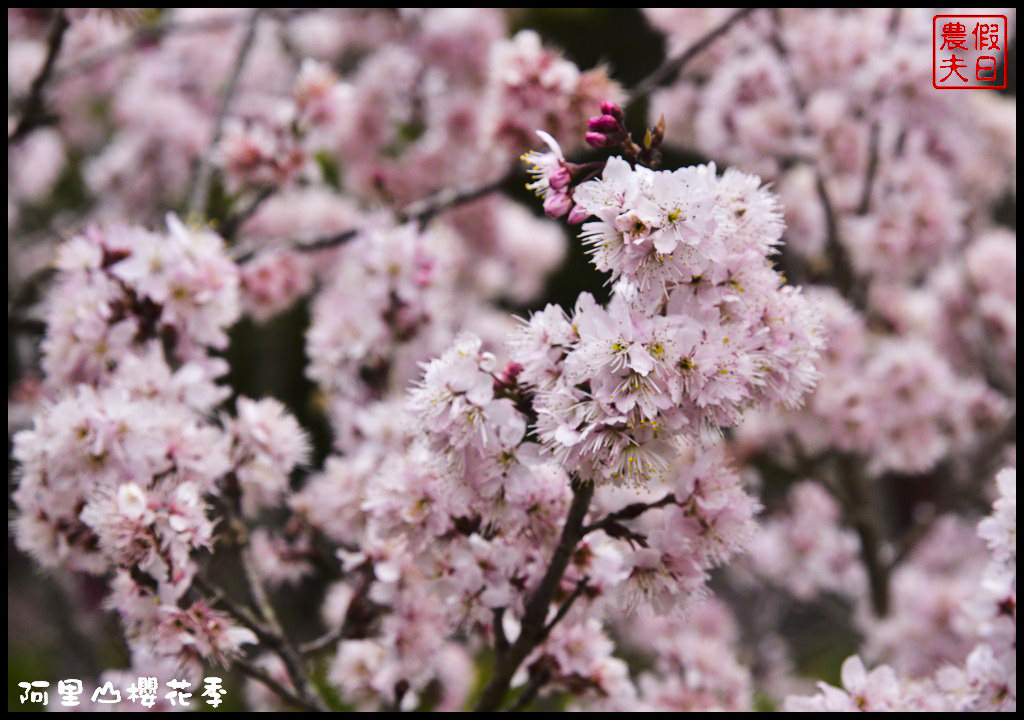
[192,575,275,643]
[290,228,360,254]
[814,171,859,305]
[770,11,864,308]
[492,608,509,659]
[834,456,890,617]
[474,479,595,712]
[627,8,759,109]
[9,9,70,145]
[194,574,326,711]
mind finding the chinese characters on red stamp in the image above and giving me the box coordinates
[933,14,1009,89]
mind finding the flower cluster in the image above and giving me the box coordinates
[511,157,822,486]
[41,215,240,387]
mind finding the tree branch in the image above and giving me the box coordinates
[492,608,509,659]
[542,576,590,638]
[474,478,595,712]
[627,8,759,109]
[187,8,264,216]
[856,122,881,216]
[506,664,553,713]
[254,170,515,260]
[814,170,860,306]
[398,172,515,229]
[582,492,678,536]
[217,490,328,711]
[219,186,276,240]
[834,456,891,617]
[9,9,70,145]
[299,563,374,656]
[234,657,325,713]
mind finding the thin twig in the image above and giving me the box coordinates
[627,7,759,109]
[541,576,590,638]
[294,229,361,254]
[769,11,863,308]
[219,186,276,240]
[398,172,515,229]
[582,492,677,536]
[192,574,275,643]
[234,657,325,713]
[263,171,514,259]
[9,9,70,145]
[856,122,881,216]
[187,8,264,216]
[193,573,326,711]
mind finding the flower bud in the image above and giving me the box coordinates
[587,114,620,133]
[543,191,572,218]
[548,166,571,191]
[600,100,624,122]
[585,131,611,149]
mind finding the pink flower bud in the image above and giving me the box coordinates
[543,192,572,218]
[585,131,611,148]
[567,204,590,224]
[498,361,524,386]
[588,114,620,133]
[600,100,624,122]
[548,166,571,191]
